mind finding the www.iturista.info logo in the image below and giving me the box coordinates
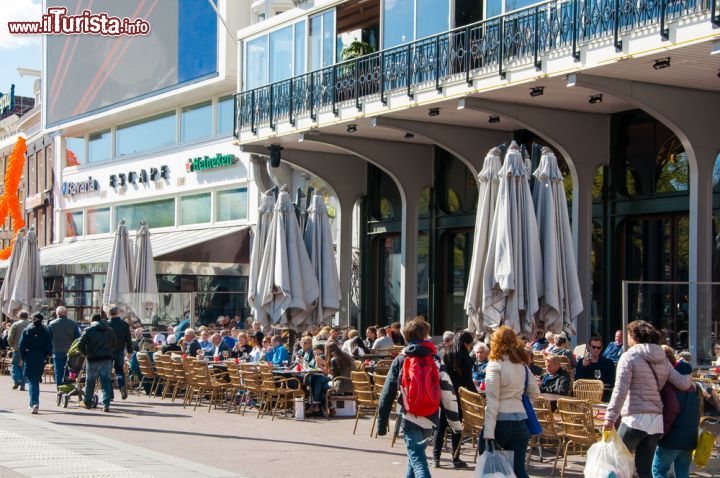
[8,7,151,36]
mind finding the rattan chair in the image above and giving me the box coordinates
[188,362,231,412]
[240,364,265,417]
[557,398,601,478]
[572,379,604,403]
[527,398,565,476]
[351,371,378,436]
[259,366,304,420]
[136,353,158,396]
[453,387,486,462]
[373,360,393,376]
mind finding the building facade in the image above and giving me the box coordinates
[234,0,720,360]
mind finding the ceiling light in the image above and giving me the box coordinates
[488,115,501,124]
[346,124,357,133]
[268,145,283,168]
[404,132,415,139]
[529,86,544,97]
[428,107,440,117]
[653,57,671,70]
[588,94,603,104]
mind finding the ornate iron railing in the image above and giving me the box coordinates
[235,0,718,136]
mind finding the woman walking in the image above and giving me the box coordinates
[432,331,475,469]
[17,313,52,414]
[603,320,692,478]
[480,326,540,478]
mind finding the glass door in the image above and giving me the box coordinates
[437,229,473,333]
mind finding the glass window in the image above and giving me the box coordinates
[416,0,449,39]
[65,137,85,166]
[181,101,212,142]
[66,211,83,238]
[383,0,414,48]
[180,193,211,225]
[87,208,110,235]
[217,188,248,222]
[294,22,305,75]
[322,10,335,67]
[116,198,175,229]
[269,26,293,83]
[310,11,335,70]
[246,36,268,90]
[486,0,501,17]
[88,130,111,163]
[217,96,234,135]
[309,14,322,71]
[116,112,176,157]
[504,0,541,13]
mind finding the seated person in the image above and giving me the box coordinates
[540,355,572,396]
[221,329,237,350]
[372,327,395,351]
[575,336,616,389]
[674,351,693,375]
[162,334,182,354]
[249,332,264,362]
[198,330,213,354]
[472,342,489,388]
[232,332,252,358]
[308,341,355,416]
[525,349,543,377]
[266,335,290,367]
[209,333,232,359]
[293,335,314,364]
[553,337,577,370]
[183,329,202,357]
[531,331,548,352]
[602,330,624,364]
[342,329,371,357]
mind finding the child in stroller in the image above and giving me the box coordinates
[56,338,98,408]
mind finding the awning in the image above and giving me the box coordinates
[1,226,250,269]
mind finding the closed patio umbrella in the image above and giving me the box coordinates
[8,228,44,313]
[248,193,275,330]
[303,193,341,326]
[533,147,582,335]
[483,141,543,334]
[103,219,135,310]
[0,228,26,316]
[465,148,502,334]
[132,222,159,320]
[257,189,319,329]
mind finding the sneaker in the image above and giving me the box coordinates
[103,404,110,413]
[12,383,19,390]
[31,405,39,415]
[432,459,441,468]
[452,460,467,469]
[120,386,128,400]
[78,402,90,409]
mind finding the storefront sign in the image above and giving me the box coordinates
[25,192,45,210]
[0,84,15,116]
[186,153,238,173]
[110,165,169,188]
[62,176,99,196]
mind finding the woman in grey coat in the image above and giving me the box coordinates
[603,320,692,478]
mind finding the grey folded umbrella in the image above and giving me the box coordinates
[103,219,135,309]
[0,228,26,316]
[8,228,44,313]
[303,193,341,327]
[248,193,275,330]
[132,222,159,320]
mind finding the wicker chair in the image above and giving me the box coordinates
[259,366,304,420]
[373,360,393,376]
[454,387,486,462]
[557,398,601,478]
[572,379,604,403]
[136,353,158,396]
[351,371,378,435]
[527,398,565,476]
[240,364,265,417]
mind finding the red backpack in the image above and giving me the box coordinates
[400,353,441,417]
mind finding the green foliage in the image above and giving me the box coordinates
[341,40,375,61]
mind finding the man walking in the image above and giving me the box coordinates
[48,306,80,387]
[107,306,133,400]
[8,311,31,390]
[78,314,116,412]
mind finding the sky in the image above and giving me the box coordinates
[0,0,42,98]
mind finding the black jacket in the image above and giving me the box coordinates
[441,348,476,394]
[108,317,133,354]
[78,320,117,362]
[540,368,572,396]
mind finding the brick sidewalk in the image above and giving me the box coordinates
[0,375,716,478]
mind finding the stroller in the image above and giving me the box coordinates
[56,338,98,408]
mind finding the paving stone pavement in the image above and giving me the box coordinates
[0,410,243,478]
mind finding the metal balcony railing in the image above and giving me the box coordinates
[235,0,719,136]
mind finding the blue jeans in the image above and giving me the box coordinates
[652,446,692,478]
[26,376,40,407]
[480,420,530,478]
[11,352,25,386]
[404,426,431,478]
[53,352,67,386]
[113,351,126,389]
[311,375,331,403]
[85,360,113,407]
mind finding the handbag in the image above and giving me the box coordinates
[522,366,542,435]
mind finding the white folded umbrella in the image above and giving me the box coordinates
[465,148,502,334]
[0,228,26,316]
[248,193,275,330]
[8,228,44,313]
[533,148,583,335]
[304,193,341,326]
[483,141,543,334]
[103,219,135,310]
[257,189,319,328]
[132,222,159,320]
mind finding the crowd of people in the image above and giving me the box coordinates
[1,308,718,478]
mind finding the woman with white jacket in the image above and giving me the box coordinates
[480,326,540,478]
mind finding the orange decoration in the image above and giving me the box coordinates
[0,137,27,260]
